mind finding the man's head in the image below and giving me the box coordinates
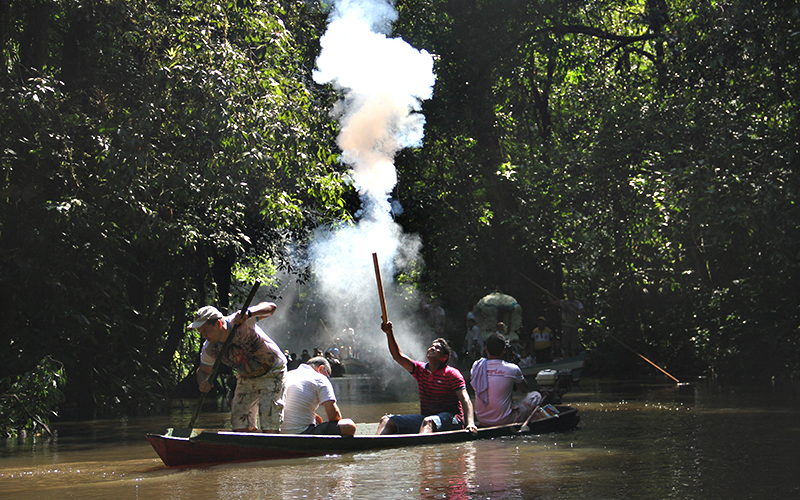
[307,356,332,377]
[427,338,452,364]
[190,306,226,342]
[190,306,223,329]
[485,332,506,357]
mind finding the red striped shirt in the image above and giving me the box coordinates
[411,360,466,423]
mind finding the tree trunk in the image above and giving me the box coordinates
[19,1,52,74]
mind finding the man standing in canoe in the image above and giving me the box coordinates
[190,302,286,432]
[470,332,542,427]
[376,321,478,435]
[280,356,356,436]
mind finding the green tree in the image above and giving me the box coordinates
[394,0,800,378]
[1,0,347,418]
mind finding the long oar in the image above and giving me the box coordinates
[373,252,388,323]
[320,318,339,351]
[517,404,541,433]
[604,331,681,384]
[177,281,261,436]
[519,272,559,302]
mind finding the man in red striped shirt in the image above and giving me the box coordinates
[376,321,478,435]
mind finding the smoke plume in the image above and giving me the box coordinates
[306,0,436,362]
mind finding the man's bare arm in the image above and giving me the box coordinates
[320,400,342,422]
[382,321,415,373]
[456,387,478,433]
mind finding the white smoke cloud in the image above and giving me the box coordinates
[304,0,437,363]
[313,0,434,210]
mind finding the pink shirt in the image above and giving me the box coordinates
[471,358,524,426]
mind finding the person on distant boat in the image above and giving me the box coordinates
[470,332,542,427]
[280,356,356,436]
[532,316,553,364]
[551,288,585,357]
[376,321,478,435]
[325,349,346,377]
[286,352,301,370]
[190,302,286,432]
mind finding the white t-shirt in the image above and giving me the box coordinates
[471,358,525,426]
[280,364,336,434]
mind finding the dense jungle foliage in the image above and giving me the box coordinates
[1,0,798,431]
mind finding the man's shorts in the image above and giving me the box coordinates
[301,421,342,435]
[231,370,285,431]
[388,412,461,434]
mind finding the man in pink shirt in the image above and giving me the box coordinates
[470,332,542,427]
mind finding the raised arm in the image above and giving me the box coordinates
[234,301,277,323]
[381,321,415,373]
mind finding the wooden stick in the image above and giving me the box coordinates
[518,272,559,301]
[518,404,541,433]
[320,318,335,340]
[319,318,338,350]
[605,332,680,384]
[372,252,388,323]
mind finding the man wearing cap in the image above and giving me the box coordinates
[190,301,286,432]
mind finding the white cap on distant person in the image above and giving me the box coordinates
[190,306,223,329]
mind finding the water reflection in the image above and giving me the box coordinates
[2,378,800,499]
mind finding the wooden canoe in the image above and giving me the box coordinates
[146,405,579,467]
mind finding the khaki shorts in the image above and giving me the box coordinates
[231,370,286,431]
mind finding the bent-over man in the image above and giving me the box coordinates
[191,302,286,432]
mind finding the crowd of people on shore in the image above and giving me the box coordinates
[284,347,346,377]
[187,289,581,437]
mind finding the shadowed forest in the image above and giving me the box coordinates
[1,0,798,434]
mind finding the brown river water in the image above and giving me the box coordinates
[2,377,799,500]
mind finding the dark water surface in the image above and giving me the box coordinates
[2,378,799,499]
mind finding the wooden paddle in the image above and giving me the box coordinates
[517,404,541,433]
[518,272,559,302]
[175,281,261,437]
[604,331,681,384]
[372,252,388,323]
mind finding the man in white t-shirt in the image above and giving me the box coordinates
[470,332,542,427]
[280,357,356,436]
